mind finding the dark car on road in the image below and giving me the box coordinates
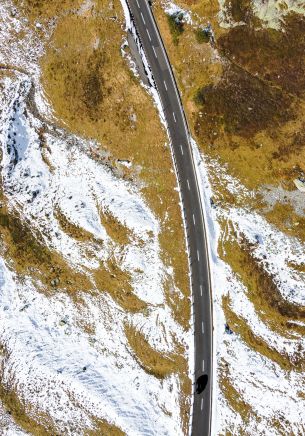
[196,374,208,394]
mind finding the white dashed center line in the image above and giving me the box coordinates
[141,12,145,24]
[146,28,151,41]
[202,322,204,334]
[164,80,167,91]
[180,144,184,155]
[173,112,176,122]
[192,214,196,225]
[187,179,190,190]
[152,46,157,58]
[202,359,205,371]
[136,0,139,7]
[200,285,203,296]
[197,250,200,261]
[201,398,203,411]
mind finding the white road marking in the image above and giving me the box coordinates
[192,214,196,225]
[187,179,190,190]
[136,0,139,7]
[164,80,167,91]
[131,12,212,403]
[142,1,189,136]
[202,321,204,334]
[141,12,145,24]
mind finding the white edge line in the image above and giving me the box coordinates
[121,2,214,434]
[143,1,189,134]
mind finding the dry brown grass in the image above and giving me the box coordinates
[219,359,253,424]
[0,363,125,436]
[0,204,92,295]
[124,323,191,433]
[153,1,305,431]
[222,295,303,372]
[220,228,305,340]
[39,0,189,329]
[99,209,132,246]
[287,261,305,274]
[125,323,178,379]
[14,0,83,21]
[54,206,95,243]
[0,369,55,435]
[154,1,305,242]
[0,0,191,431]
[85,418,125,436]
[264,203,305,243]
[94,260,147,312]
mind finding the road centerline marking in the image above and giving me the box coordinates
[128,2,213,433]
[197,250,200,261]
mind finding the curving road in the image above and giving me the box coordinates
[125,1,213,435]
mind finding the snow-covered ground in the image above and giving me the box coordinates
[1,0,305,433]
[0,257,185,434]
[192,147,305,434]
[218,0,305,28]
[157,0,305,434]
[0,0,191,434]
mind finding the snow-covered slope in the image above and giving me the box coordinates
[158,1,305,434]
[0,1,191,434]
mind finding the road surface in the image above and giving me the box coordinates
[125,1,213,435]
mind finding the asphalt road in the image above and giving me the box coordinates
[125,1,213,435]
